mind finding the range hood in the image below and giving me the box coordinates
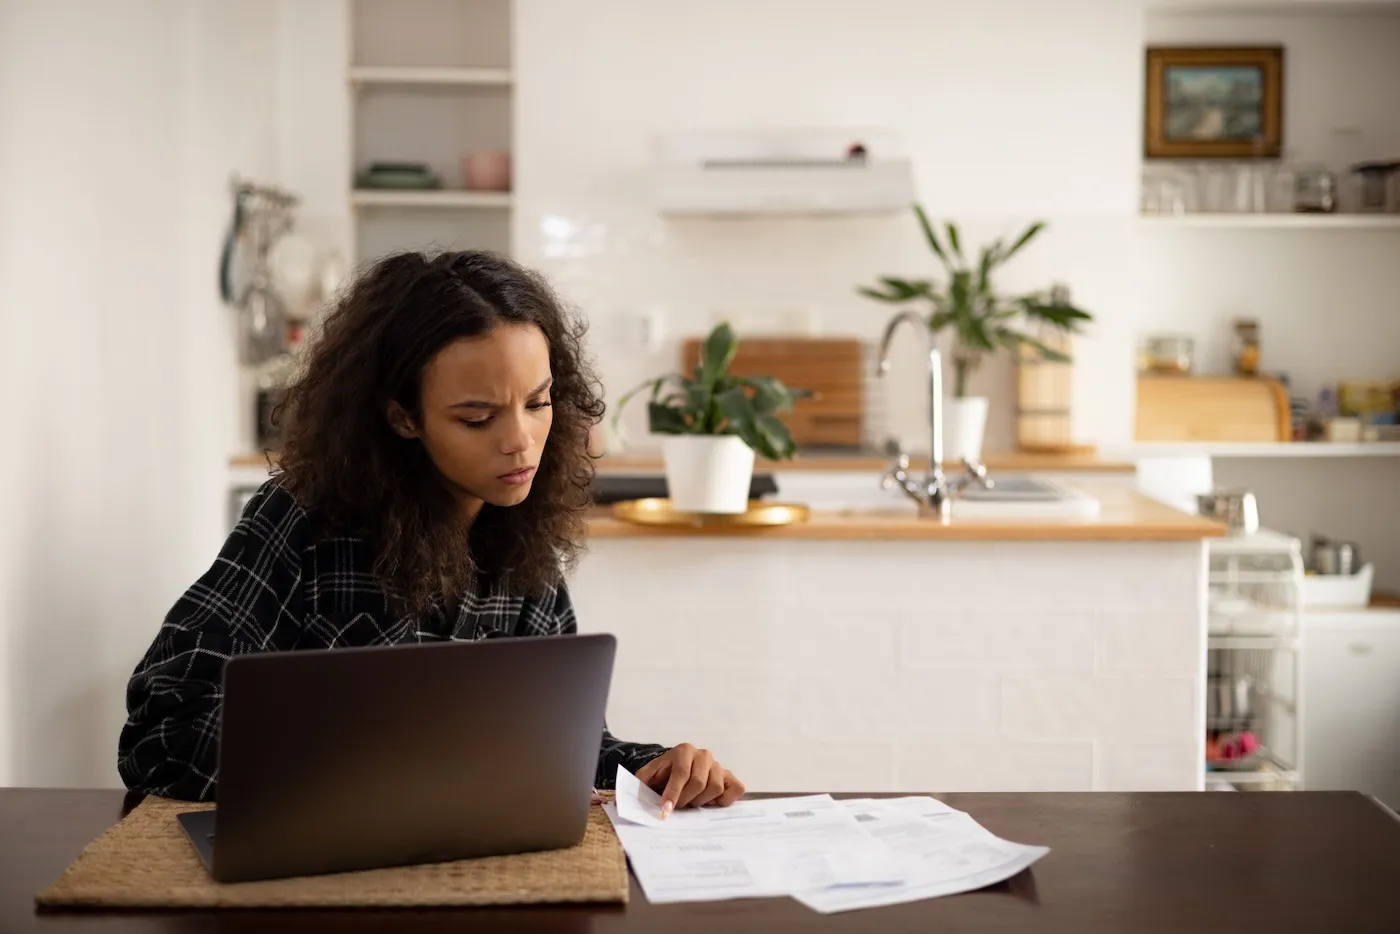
[654,130,916,217]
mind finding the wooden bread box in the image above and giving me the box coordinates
[680,337,865,448]
[1134,376,1290,442]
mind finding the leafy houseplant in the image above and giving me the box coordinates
[858,205,1093,398]
[613,322,809,513]
[857,204,1093,461]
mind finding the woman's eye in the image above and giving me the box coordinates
[460,418,491,429]
[528,400,553,411]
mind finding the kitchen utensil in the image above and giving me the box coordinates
[461,151,511,191]
[1207,675,1254,727]
[1135,376,1290,442]
[266,231,319,318]
[1142,335,1194,375]
[238,284,288,367]
[356,162,442,190]
[1349,161,1399,213]
[219,188,252,307]
[1197,489,1260,535]
[1310,534,1362,576]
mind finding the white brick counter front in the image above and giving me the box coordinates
[571,538,1209,793]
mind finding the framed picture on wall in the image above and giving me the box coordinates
[1145,46,1284,158]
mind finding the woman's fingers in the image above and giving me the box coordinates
[636,744,744,813]
[673,747,715,810]
[659,745,698,815]
[691,761,728,808]
[715,771,746,807]
[634,754,670,786]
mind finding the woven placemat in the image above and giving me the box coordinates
[37,796,628,909]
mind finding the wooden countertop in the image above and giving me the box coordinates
[231,448,1135,474]
[588,483,1225,542]
[10,789,1399,932]
[596,446,1135,474]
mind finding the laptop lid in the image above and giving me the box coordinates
[207,633,616,883]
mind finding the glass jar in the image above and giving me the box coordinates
[1232,318,1261,377]
[1144,334,1195,376]
[1294,166,1337,213]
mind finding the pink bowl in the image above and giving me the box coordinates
[461,151,511,191]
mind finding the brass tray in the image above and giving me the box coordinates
[610,498,810,528]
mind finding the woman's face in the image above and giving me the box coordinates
[390,322,554,518]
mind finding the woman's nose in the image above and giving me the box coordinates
[499,413,532,454]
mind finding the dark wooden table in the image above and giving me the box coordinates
[6,789,1400,932]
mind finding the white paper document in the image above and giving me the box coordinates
[606,767,1048,912]
[793,797,1050,914]
[606,768,905,903]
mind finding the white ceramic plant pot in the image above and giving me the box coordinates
[662,435,756,514]
[943,396,989,464]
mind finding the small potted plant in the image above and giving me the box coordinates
[857,204,1093,462]
[613,322,808,513]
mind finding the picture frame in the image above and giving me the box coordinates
[1144,46,1284,159]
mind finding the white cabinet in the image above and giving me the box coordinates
[1301,610,1400,810]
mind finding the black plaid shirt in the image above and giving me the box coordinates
[117,479,667,802]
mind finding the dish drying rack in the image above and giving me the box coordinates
[1205,529,1303,791]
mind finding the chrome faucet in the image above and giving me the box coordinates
[875,311,991,522]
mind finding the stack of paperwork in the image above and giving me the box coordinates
[605,768,1049,913]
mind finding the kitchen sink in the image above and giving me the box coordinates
[767,472,1102,520]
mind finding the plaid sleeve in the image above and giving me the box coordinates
[117,481,307,801]
[550,582,669,789]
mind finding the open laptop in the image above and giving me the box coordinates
[177,633,616,883]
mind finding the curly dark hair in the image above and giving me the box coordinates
[275,249,604,613]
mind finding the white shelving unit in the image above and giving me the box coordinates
[1121,441,1400,458]
[348,65,512,87]
[351,190,512,210]
[1140,214,1400,229]
[1205,530,1305,791]
[347,0,514,263]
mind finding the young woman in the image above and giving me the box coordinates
[118,249,744,813]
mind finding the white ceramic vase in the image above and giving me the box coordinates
[943,396,989,464]
[662,435,756,514]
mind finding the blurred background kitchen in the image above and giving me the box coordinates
[1,0,1397,806]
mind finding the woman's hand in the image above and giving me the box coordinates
[634,744,745,816]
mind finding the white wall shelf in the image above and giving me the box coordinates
[1122,442,1400,457]
[1149,1,1400,14]
[348,65,512,88]
[350,189,512,210]
[1139,214,1400,229]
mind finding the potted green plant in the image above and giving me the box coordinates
[857,204,1093,462]
[613,322,808,513]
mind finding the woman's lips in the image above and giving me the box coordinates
[498,466,537,486]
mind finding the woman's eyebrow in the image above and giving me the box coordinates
[449,377,553,410]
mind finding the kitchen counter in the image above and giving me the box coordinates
[588,484,1223,542]
[596,447,1135,474]
[575,479,1216,794]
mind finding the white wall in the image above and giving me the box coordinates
[0,0,280,787]
[512,0,1148,453]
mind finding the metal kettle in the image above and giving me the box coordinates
[1310,534,1362,576]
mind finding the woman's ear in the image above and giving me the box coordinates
[386,401,420,440]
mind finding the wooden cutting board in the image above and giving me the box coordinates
[1134,376,1290,442]
[680,337,865,447]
